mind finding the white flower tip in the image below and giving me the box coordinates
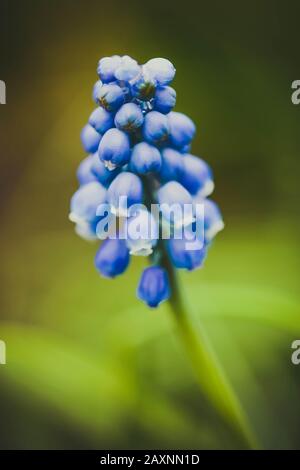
[111,205,129,217]
[173,213,195,229]
[206,220,225,241]
[75,223,98,242]
[198,180,215,198]
[69,212,85,224]
[129,247,153,257]
[104,161,118,171]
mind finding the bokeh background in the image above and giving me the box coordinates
[0,0,300,449]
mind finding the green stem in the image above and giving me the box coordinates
[143,173,257,447]
[163,252,259,449]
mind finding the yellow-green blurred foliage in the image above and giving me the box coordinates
[0,0,299,449]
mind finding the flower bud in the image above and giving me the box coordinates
[202,198,224,243]
[114,55,140,82]
[90,153,121,187]
[97,55,121,83]
[95,238,130,278]
[92,80,103,103]
[130,142,161,174]
[143,111,169,145]
[75,219,99,241]
[180,154,214,196]
[144,58,176,86]
[80,124,101,154]
[125,209,158,256]
[137,266,170,308]
[154,86,176,114]
[89,107,114,134]
[77,155,98,185]
[98,128,131,169]
[70,181,106,223]
[157,181,194,227]
[107,172,143,216]
[130,65,156,101]
[168,111,196,149]
[168,236,206,271]
[96,83,125,112]
[160,148,183,182]
[115,103,144,132]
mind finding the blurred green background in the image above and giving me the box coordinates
[0,0,300,449]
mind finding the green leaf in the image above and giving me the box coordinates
[0,322,136,443]
[167,299,258,448]
[186,281,300,333]
[165,280,300,449]
[0,321,223,449]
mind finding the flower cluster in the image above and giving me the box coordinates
[70,55,224,308]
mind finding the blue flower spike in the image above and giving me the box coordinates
[70,55,223,308]
[75,219,99,242]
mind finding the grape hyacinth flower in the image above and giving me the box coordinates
[137,266,170,308]
[76,155,98,185]
[154,86,176,114]
[69,56,260,449]
[125,209,158,256]
[114,103,144,132]
[95,83,125,112]
[107,172,143,217]
[80,124,101,154]
[95,237,130,278]
[70,54,224,307]
[159,147,184,182]
[130,142,162,174]
[89,107,114,134]
[98,128,131,170]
